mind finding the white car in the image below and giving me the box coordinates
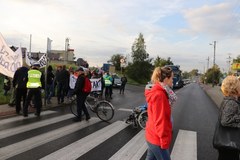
[112,74,122,88]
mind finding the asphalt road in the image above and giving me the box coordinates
[0,83,220,160]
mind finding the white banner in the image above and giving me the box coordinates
[90,78,102,91]
[25,51,47,68]
[69,77,102,91]
[0,33,22,78]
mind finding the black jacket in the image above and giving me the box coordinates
[12,67,29,89]
[73,74,85,95]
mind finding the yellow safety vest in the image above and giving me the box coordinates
[104,76,112,86]
[27,69,42,88]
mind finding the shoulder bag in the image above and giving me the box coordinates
[213,118,240,151]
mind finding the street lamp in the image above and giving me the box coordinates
[209,41,217,86]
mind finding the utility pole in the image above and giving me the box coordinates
[64,38,69,65]
[227,54,231,73]
[210,41,217,87]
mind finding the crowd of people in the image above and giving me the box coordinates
[2,63,128,119]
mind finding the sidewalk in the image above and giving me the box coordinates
[0,97,67,118]
[200,83,223,108]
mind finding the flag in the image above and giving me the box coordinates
[0,33,22,78]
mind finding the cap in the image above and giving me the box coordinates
[32,62,40,67]
[76,67,84,72]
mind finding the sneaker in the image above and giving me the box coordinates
[86,116,91,121]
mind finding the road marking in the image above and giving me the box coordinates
[0,114,74,139]
[0,118,100,159]
[109,129,147,160]
[171,129,197,160]
[40,121,129,160]
[0,110,56,125]
[118,108,133,112]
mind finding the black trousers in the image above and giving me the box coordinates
[76,93,90,119]
[218,149,240,160]
[15,88,27,113]
[24,88,42,115]
[57,82,68,103]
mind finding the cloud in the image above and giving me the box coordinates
[180,2,240,38]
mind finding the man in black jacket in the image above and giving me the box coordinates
[73,67,90,122]
[56,65,69,104]
[12,66,29,114]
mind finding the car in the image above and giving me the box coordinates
[112,74,122,88]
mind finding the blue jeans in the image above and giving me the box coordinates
[146,141,171,160]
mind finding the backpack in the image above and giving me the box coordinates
[82,77,92,93]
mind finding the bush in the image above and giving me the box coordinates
[125,61,153,84]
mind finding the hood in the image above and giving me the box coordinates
[145,83,166,103]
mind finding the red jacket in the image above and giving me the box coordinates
[145,83,172,149]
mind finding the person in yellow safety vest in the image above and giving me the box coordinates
[23,62,45,117]
[103,72,113,99]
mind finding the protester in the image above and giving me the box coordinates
[103,72,113,99]
[56,65,69,104]
[214,75,240,160]
[72,67,90,122]
[53,65,62,97]
[67,69,77,101]
[120,74,127,94]
[23,62,44,117]
[12,66,29,114]
[46,65,55,104]
[145,66,174,160]
[3,76,11,96]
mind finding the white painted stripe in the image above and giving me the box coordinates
[40,121,129,160]
[0,118,100,159]
[0,114,74,139]
[109,130,147,160]
[0,110,56,125]
[171,129,197,160]
[118,108,133,112]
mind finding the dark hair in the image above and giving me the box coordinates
[151,66,173,83]
[159,67,172,82]
[47,65,53,72]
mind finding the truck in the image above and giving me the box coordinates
[165,65,184,89]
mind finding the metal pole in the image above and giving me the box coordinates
[211,41,216,87]
[44,38,52,107]
[213,41,216,67]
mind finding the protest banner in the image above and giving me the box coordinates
[0,33,22,78]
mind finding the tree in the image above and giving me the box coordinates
[232,55,240,63]
[126,33,153,83]
[204,65,221,84]
[182,71,191,79]
[131,33,149,63]
[109,54,122,71]
[154,56,173,67]
[189,69,199,77]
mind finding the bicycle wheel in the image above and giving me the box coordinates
[138,110,148,129]
[70,100,78,117]
[95,101,114,122]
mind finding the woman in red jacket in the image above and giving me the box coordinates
[145,66,173,160]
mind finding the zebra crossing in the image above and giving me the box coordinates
[0,110,197,160]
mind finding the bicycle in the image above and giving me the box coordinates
[70,91,115,122]
[125,103,148,129]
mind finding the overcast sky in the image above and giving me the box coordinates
[1,0,240,72]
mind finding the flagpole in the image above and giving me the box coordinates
[44,38,51,107]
